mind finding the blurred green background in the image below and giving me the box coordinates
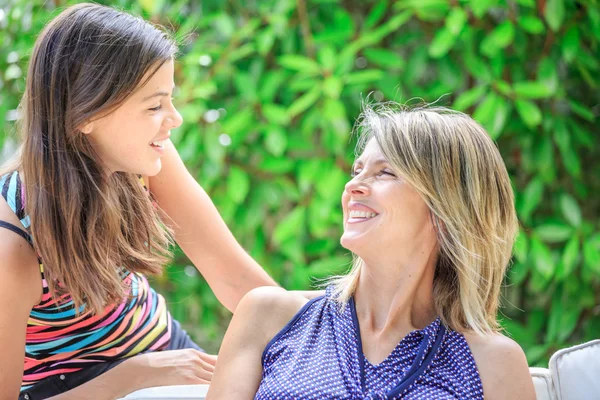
[1,0,598,365]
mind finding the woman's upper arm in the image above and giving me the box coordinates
[207,287,307,400]
[147,140,276,312]
[465,332,536,400]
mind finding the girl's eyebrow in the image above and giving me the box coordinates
[141,85,176,102]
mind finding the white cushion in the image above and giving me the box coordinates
[117,384,209,400]
[530,367,556,400]
[550,339,600,400]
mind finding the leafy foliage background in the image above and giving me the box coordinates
[1,0,598,362]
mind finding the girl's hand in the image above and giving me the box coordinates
[126,349,217,387]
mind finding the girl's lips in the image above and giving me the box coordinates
[150,143,165,154]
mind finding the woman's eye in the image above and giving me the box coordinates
[351,169,362,177]
[148,105,162,112]
[380,170,396,177]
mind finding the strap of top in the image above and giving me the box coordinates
[0,170,30,229]
[0,220,33,245]
[0,171,34,246]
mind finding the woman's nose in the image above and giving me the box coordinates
[345,178,370,196]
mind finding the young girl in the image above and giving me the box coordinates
[0,3,275,399]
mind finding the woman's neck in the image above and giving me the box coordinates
[353,246,439,338]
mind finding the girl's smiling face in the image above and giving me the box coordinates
[83,59,183,176]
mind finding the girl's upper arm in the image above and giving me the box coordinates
[0,204,43,399]
[148,140,275,312]
[206,287,307,400]
[465,332,536,400]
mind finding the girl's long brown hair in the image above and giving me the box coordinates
[5,3,178,315]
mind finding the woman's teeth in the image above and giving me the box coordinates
[349,210,378,219]
[150,139,166,149]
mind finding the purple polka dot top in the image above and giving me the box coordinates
[255,287,484,399]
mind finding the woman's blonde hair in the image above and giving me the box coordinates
[331,102,518,334]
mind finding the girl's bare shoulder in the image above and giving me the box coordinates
[0,196,42,308]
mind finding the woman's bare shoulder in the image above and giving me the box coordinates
[235,287,310,344]
[462,331,536,400]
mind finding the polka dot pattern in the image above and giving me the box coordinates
[255,287,483,399]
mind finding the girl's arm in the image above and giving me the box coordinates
[206,287,307,400]
[0,202,43,400]
[148,140,277,312]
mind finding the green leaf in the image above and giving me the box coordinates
[568,100,595,122]
[562,26,580,62]
[557,236,580,280]
[520,178,544,221]
[559,193,582,227]
[445,8,468,36]
[323,76,343,99]
[514,230,529,264]
[544,0,565,32]
[535,223,573,243]
[513,81,554,99]
[583,241,600,274]
[273,207,306,245]
[226,167,250,204]
[530,237,555,280]
[288,86,321,118]
[515,100,542,128]
[363,48,405,69]
[264,126,288,157]
[429,27,457,58]
[256,28,276,56]
[262,104,289,126]
[364,0,389,29]
[139,0,164,15]
[345,69,384,85]
[469,0,494,18]
[453,85,487,111]
[516,0,536,6]
[518,15,546,34]
[481,21,515,57]
[318,46,337,71]
[279,55,322,75]
[473,93,509,139]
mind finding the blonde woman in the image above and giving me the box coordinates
[207,104,536,399]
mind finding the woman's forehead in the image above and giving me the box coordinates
[355,139,387,165]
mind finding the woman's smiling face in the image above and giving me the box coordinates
[340,138,435,257]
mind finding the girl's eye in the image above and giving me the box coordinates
[351,169,362,177]
[380,170,396,177]
[148,105,162,112]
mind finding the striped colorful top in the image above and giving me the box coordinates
[0,171,172,392]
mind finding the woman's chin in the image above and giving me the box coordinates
[340,232,368,253]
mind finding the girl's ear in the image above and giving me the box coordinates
[79,121,94,134]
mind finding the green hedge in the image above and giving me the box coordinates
[1,0,598,360]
